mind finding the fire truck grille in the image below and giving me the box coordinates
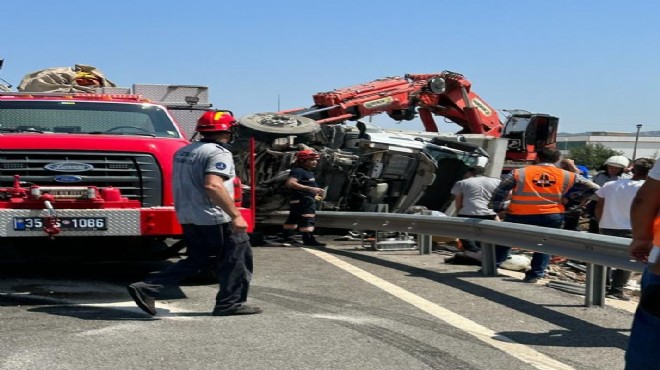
[0,151,162,207]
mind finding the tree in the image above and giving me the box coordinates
[568,144,623,170]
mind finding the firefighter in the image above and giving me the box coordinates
[281,148,326,247]
[128,111,261,316]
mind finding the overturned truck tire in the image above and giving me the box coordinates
[238,112,321,143]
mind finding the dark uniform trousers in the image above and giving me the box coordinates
[141,223,253,311]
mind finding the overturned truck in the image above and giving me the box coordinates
[232,113,501,222]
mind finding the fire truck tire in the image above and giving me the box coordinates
[238,112,321,141]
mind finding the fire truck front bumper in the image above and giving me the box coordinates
[0,208,182,237]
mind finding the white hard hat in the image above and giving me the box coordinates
[604,155,630,168]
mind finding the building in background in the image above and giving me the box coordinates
[558,132,660,159]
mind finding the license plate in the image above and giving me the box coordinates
[13,217,108,231]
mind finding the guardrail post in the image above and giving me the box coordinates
[481,243,497,276]
[585,263,607,307]
[418,234,432,255]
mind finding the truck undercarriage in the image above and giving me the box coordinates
[233,114,491,222]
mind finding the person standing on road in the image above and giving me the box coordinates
[559,158,589,231]
[281,148,326,247]
[490,148,600,283]
[593,155,631,186]
[587,155,631,233]
[595,158,655,301]
[625,156,660,369]
[450,166,501,258]
[128,111,262,317]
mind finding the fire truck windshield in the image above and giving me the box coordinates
[0,101,181,138]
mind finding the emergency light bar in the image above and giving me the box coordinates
[0,92,148,103]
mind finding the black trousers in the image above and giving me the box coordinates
[285,197,317,228]
[457,214,497,252]
[144,223,253,311]
[600,228,632,293]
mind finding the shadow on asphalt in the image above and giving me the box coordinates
[0,245,632,348]
[320,246,631,350]
[0,259,212,320]
[28,305,158,321]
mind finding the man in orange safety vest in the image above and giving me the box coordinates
[489,148,600,283]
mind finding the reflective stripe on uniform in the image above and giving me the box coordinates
[508,166,576,215]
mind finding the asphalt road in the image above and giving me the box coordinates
[0,237,636,370]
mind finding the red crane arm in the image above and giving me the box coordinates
[287,71,503,137]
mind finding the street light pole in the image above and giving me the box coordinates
[633,124,643,160]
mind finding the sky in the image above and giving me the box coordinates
[3,0,660,134]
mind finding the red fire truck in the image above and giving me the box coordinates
[0,82,253,259]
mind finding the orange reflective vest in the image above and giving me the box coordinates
[507,165,577,215]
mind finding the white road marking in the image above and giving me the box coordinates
[304,248,575,370]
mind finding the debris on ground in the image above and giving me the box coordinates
[500,254,531,272]
[432,241,641,301]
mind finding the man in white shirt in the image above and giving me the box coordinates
[588,155,632,233]
[596,157,656,300]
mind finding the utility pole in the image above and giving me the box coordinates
[632,124,643,160]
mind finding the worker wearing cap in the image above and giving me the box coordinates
[593,155,631,186]
[626,156,660,368]
[281,148,326,247]
[588,155,632,233]
[128,111,261,317]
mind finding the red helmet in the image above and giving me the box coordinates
[296,149,320,161]
[196,111,237,133]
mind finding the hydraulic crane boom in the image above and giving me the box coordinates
[281,71,502,136]
[279,70,557,162]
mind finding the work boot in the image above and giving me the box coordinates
[606,290,631,301]
[127,282,157,316]
[280,229,298,243]
[302,232,326,247]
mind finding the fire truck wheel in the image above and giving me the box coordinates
[238,112,321,141]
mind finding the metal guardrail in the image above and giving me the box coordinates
[259,211,644,307]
